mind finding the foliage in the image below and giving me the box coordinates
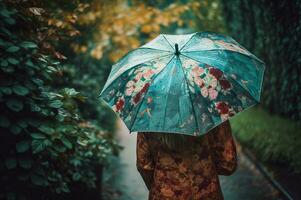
[221,0,301,125]
[0,1,122,199]
[230,106,301,174]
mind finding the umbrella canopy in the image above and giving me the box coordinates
[98,31,265,136]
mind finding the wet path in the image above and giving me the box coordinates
[103,119,283,200]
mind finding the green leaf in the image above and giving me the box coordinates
[6,98,23,112]
[4,18,16,25]
[32,139,51,153]
[18,158,32,169]
[0,87,12,95]
[64,88,79,96]
[2,65,14,73]
[61,137,73,149]
[31,133,46,139]
[0,115,10,127]
[18,120,28,128]
[0,60,8,67]
[6,46,20,53]
[49,100,63,108]
[13,85,29,96]
[72,172,81,181]
[5,157,17,169]
[30,174,45,186]
[16,140,31,153]
[20,41,37,49]
[38,125,54,134]
[32,78,44,86]
[7,58,19,65]
[10,126,22,135]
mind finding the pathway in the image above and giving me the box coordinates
[103,119,283,200]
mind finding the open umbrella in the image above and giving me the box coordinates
[98,31,265,136]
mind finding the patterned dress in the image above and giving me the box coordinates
[136,120,237,200]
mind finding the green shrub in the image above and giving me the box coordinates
[221,0,301,125]
[230,106,301,174]
[0,2,121,200]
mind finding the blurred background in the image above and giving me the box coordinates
[0,0,300,199]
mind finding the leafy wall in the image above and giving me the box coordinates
[221,0,301,125]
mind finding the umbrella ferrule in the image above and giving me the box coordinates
[175,43,180,56]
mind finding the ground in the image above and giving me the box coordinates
[103,119,283,200]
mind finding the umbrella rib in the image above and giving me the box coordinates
[182,49,265,64]
[177,56,201,134]
[180,53,259,104]
[161,58,177,131]
[162,35,175,51]
[179,33,197,52]
[129,55,176,132]
[99,54,172,97]
[138,47,173,53]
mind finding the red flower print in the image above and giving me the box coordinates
[132,82,150,105]
[216,101,229,114]
[209,67,223,79]
[141,82,150,93]
[116,98,124,112]
[220,79,231,90]
[133,92,141,104]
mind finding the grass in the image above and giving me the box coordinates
[229,105,301,174]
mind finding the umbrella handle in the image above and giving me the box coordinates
[175,43,180,56]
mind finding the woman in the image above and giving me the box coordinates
[136,120,237,200]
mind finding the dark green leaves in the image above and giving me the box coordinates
[6,98,23,112]
[16,140,31,153]
[0,116,10,127]
[5,157,17,169]
[61,137,72,149]
[18,158,32,169]
[13,85,30,96]
[30,133,46,139]
[7,58,19,65]
[49,100,63,108]
[20,41,37,49]
[6,46,20,52]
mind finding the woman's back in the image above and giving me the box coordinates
[136,120,237,200]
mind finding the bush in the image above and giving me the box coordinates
[230,106,301,174]
[221,0,301,125]
[0,2,121,199]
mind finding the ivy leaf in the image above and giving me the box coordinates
[0,60,8,67]
[49,100,63,108]
[5,157,17,169]
[7,58,19,65]
[16,140,31,153]
[61,137,73,149]
[18,158,32,169]
[6,46,20,53]
[0,115,10,127]
[38,125,54,134]
[30,174,45,186]
[6,98,23,112]
[13,85,30,96]
[30,133,46,139]
[10,126,22,135]
[20,41,37,49]
[32,139,51,153]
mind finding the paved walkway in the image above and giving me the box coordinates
[103,119,283,200]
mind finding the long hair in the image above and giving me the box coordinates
[142,131,207,152]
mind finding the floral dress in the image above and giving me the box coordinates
[136,120,237,200]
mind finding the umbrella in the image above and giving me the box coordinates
[98,31,265,136]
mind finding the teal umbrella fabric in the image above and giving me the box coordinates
[98,31,265,136]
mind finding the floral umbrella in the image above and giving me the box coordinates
[98,31,265,136]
